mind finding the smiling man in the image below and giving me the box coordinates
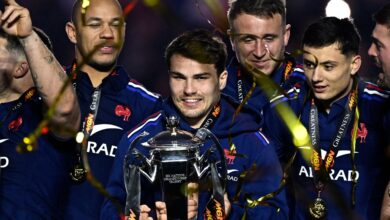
[0,0,80,218]
[101,29,287,220]
[223,0,305,120]
[367,3,390,219]
[62,0,161,219]
[263,17,390,219]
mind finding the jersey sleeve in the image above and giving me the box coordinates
[228,132,288,220]
[100,134,131,220]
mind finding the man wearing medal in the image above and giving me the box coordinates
[367,3,390,220]
[101,29,287,219]
[62,0,162,219]
[223,0,305,129]
[0,0,81,218]
[263,17,390,219]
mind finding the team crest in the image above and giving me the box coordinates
[115,105,131,121]
[356,123,368,143]
[8,116,23,131]
[224,147,237,164]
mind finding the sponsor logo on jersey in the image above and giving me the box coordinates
[298,165,359,182]
[86,124,123,157]
[227,169,239,181]
[297,147,360,182]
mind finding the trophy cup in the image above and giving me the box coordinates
[123,116,227,220]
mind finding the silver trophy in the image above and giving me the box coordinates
[124,116,227,220]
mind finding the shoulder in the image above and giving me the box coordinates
[125,111,164,142]
[359,81,390,103]
[283,54,305,85]
[125,79,161,101]
[269,81,307,110]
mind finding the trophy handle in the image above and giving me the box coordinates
[195,128,227,186]
[123,131,149,218]
[139,164,158,183]
[192,162,210,178]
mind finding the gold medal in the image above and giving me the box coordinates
[309,197,327,219]
[69,163,86,183]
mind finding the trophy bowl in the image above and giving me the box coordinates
[124,115,226,220]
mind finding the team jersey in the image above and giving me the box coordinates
[101,95,288,220]
[63,66,162,220]
[263,80,390,219]
[222,54,305,119]
[0,89,72,219]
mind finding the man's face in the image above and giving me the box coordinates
[169,54,227,128]
[368,23,390,88]
[72,0,125,71]
[303,43,360,107]
[230,13,290,76]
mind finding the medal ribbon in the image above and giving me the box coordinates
[235,57,294,104]
[198,102,227,219]
[0,87,36,128]
[230,58,299,214]
[70,61,102,183]
[199,101,221,130]
[309,79,358,199]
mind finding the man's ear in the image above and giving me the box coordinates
[219,70,228,90]
[227,29,236,52]
[350,55,361,76]
[65,22,77,44]
[14,61,29,79]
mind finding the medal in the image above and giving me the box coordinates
[309,197,326,219]
[69,163,86,183]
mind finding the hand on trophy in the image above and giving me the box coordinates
[188,182,199,219]
[0,0,33,38]
[138,202,167,220]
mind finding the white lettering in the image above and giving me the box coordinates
[334,170,347,181]
[109,145,117,157]
[87,141,117,158]
[95,143,109,155]
[329,169,335,179]
[88,142,97,153]
[227,175,238,182]
[299,166,309,177]
[348,170,359,181]
[0,157,9,168]
[297,166,360,182]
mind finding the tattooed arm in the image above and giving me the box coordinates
[0,0,80,137]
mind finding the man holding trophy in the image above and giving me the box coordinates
[101,29,287,219]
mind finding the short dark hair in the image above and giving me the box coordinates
[0,29,23,55]
[227,0,286,30]
[373,3,390,29]
[0,27,53,56]
[164,29,227,75]
[70,0,123,26]
[302,17,361,56]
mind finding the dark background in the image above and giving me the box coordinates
[14,0,389,96]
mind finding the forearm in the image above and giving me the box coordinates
[381,181,390,220]
[20,31,80,134]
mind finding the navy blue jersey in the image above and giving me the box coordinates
[0,91,72,219]
[63,66,162,220]
[222,54,305,119]
[263,80,390,220]
[101,95,288,220]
